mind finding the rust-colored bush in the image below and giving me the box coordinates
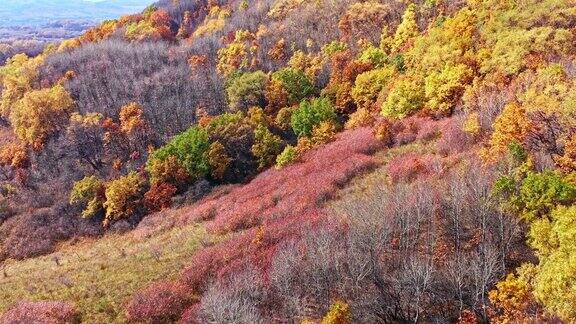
[322,52,372,114]
[436,117,475,156]
[147,155,191,187]
[346,108,375,130]
[0,301,80,323]
[391,117,421,145]
[144,182,177,212]
[125,281,190,323]
[374,118,393,145]
[387,152,442,184]
[0,142,29,169]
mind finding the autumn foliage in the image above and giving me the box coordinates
[1,0,576,322]
[144,182,177,212]
[0,301,80,324]
[11,84,74,149]
[125,281,190,323]
[184,127,380,235]
[103,171,146,226]
[125,128,381,314]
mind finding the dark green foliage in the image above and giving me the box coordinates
[252,125,283,169]
[508,141,528,163]
[291,97,337,137]
[226,71,268,112]
[271,68,315,105]
[393,54,406,73]
[204,112,258,182]
[147,126,211,183]
[518,171,576,221]
[494,170,576,222]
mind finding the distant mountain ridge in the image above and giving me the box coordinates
[0,0,151,27]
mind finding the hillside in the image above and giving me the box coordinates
[0,0,151,74]
[0,0,576,323]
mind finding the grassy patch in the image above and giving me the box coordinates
[333,142,430,200]
[0,224,212,323]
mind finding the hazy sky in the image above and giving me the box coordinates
[0,0,152,27]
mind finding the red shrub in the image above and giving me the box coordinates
[415,118,442,142]
[189,201,218,222]
[177,129,380,292]
[179,127,381,235]
[390,116,448,145]
[182,208,329,294]
[181,245,228,293]
[0,205,101,261]
[0,301,80,324]
[393,125,417,146]
[390,116,422,145]
[125,281,190,323]
[374,118,393,145]
[137,128,381,320]
[436,117,475,155]
[387,153,426,183]
[179,304,201,324]
[387,152,444,183]
[133,186,239,239]
[144,183,177,212]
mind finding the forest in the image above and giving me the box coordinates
[0,0,575,323]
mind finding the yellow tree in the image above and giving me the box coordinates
[494,167,576,321]
[519,65,575,166]
[381,74,425,119]
[321,300,350,324]
[529,205,576,320]
[405,8,476,74]
[103,171,146,226]
[207,141,231,180]
[70,176,106,219]
[489,265,541,323]
[484,102,532,159]
[392,4,419,53]
[216,30,252,76]
[252,125,283,169]
[120,102,147,134]
[351,67,395,111]
[0,53,44,118]
[425,63,474,115]
[10,84,75,149]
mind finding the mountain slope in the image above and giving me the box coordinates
[0,0,575,322]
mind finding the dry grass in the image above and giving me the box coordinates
[332,142,430,200]
[0,222,214,323]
